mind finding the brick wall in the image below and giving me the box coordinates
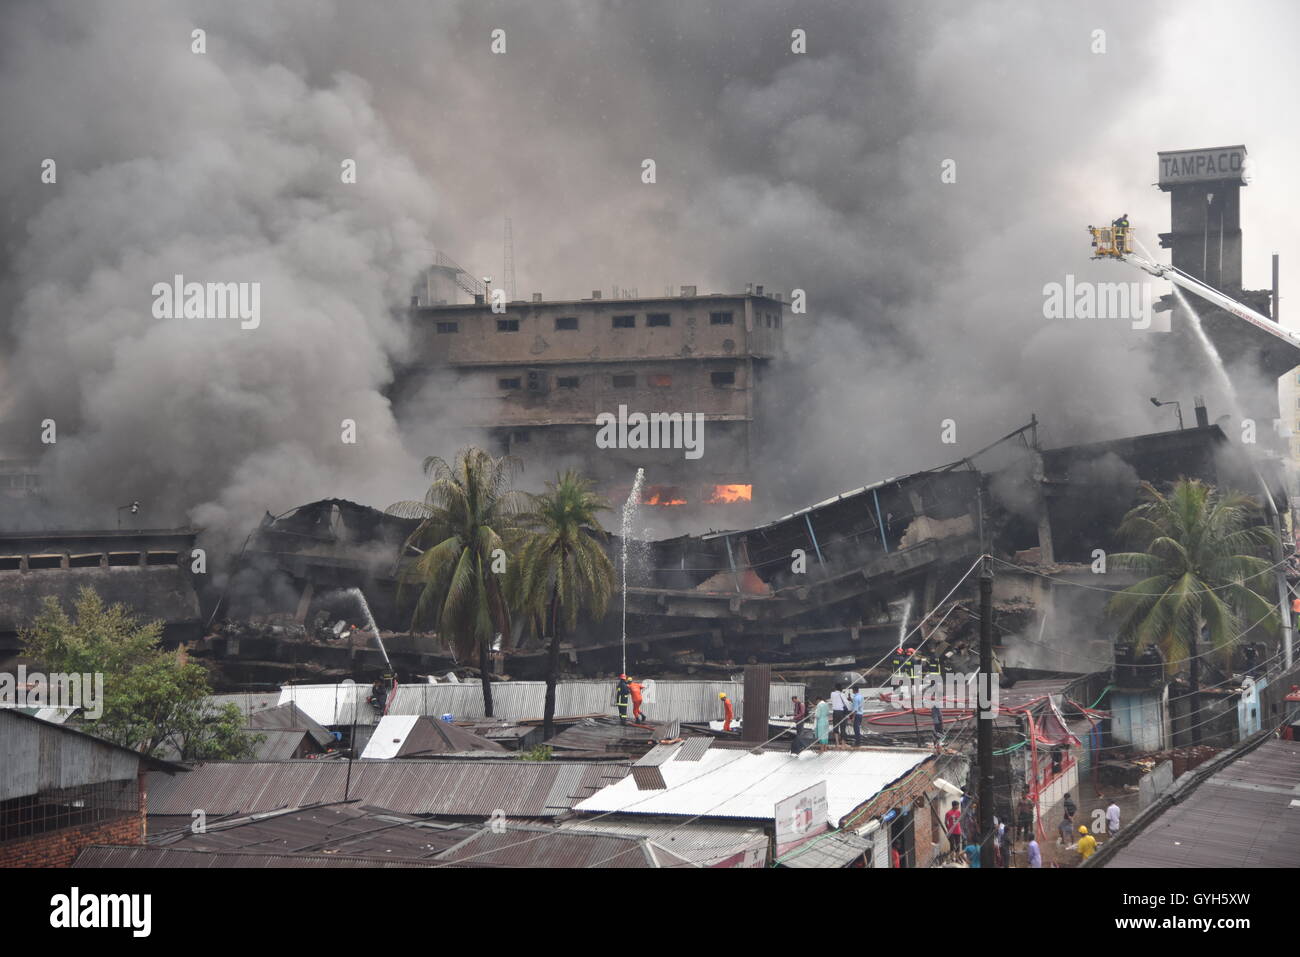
[842,754,969,868]
[0,771,147,868]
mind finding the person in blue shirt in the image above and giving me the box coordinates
[851,686,865,746]
[964,841,981,868]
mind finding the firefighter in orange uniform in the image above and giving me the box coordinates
[719,692,734,732]
[629,678,645,723]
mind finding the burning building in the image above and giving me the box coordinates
[396,278,784,523]
[0,526,203,668]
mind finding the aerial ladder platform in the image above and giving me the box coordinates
[1087,222,1300,364]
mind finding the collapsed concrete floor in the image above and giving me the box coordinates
[185,416,1288,695]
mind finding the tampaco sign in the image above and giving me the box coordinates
[774,780,829,856]
[1158,145,1248,188]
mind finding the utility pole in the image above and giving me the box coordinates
[1188,624,1203,746]
[977,559,995,867]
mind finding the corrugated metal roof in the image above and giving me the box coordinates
[73,845,439,868]
[248,729,317,761]
[543,716,673,753]
[247,702,334,748]
[277,684,370,726]
[362,715,420,759]
[1106,739,1300,868]
[558,816,768,867]
[0,708,176,802]
[636,743,682,767]
[23,706,78,724]
[277,680,804,727]
[433,823,696,868]
[148,802,475,858]
[575,746,933,824]
[361,715,506,759]
[146,759,631,818]
[207,692,281,719]
[777,829,874,868]
[677,738,714,762]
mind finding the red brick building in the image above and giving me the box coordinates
[0,709,178,868]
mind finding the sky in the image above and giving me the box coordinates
[2,0,1299,543]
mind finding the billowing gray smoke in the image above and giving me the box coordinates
[0,1,1285,545]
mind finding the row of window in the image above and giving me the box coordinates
[497,371,736,390]
[436,312,740,335]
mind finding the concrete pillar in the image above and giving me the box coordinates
[295,582,315,623]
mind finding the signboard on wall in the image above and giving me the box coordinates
[774,780,828,856]
[1157,145,1248,187]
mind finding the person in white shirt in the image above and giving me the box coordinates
[829,686,849,745]
[1106,800,1121,836]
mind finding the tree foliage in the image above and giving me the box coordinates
[512,470,616,737]
[387,448,528,716]
[1106,479,1279,674]
[21,586,259,759]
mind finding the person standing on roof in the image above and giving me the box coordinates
[829,685,849,745]
[792,695,807,726]
[851,685,865,747]
[629,678,645,723]
[719,691,734,732]
[614,674,631,725]
[814,696,830,749]
[1076,825,1097,861]
[908,648,924,680]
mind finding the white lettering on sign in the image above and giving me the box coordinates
[1158,146,1247,186]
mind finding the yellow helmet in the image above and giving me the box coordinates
[1078,825,1088,834]
[719,692,727,699]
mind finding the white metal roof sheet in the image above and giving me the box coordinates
[278,680,804,726]
[558,817,768,867]
[574,746,932,825]
[361,715,421,759]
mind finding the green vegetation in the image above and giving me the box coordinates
[387,448,528,718]
[22,586,260,759]
[1107,479,1279,673]
[513,470,616,739]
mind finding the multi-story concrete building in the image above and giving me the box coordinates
[399,284,787,521]
[1279,369,1300,499]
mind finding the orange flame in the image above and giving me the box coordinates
[643,485,688,506]
[707,484,753,504]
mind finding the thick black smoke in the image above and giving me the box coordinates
[1,0,1294,543]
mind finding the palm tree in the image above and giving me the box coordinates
[514,471,616,739]
[387,448,526,717]
[1107,479,1278,740]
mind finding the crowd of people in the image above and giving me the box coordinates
[940,790,1124,868]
